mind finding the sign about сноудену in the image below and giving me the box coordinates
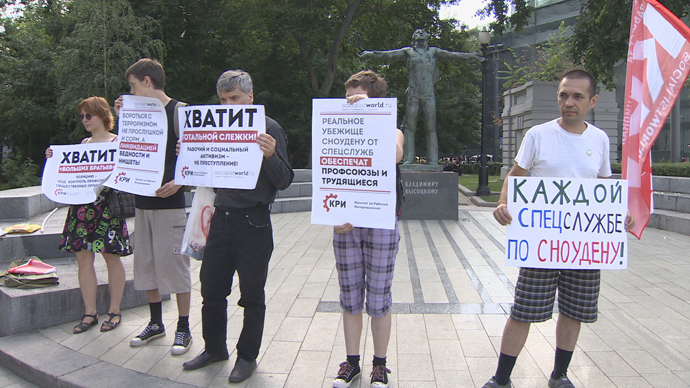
[506,177,629,270]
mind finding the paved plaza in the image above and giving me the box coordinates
[1,206,689,388]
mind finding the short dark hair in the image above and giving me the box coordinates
[78,96,114,131]
[125,58,165,90]
[562,69,597,98]
[344,70,387,98]
[216,70,253,95]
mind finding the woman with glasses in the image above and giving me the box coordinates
[45,96,132,334]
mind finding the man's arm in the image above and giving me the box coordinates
[493,162,529,226]
[433,48,484,62]
[359,48,408,61]
[261,119,294,190]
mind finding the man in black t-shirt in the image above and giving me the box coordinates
[114,58,192,356]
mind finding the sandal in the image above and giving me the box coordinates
[100,312,122,332]
[73,314,98,334]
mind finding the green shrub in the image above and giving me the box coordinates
[611,162,690,177]
[1,153,41,189]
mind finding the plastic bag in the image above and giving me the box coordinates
[5,224,41,234]
[180,187,216,260]
[1,256,59,288]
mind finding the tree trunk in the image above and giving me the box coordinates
[317,0,362,97]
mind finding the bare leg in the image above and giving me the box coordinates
[147,289,162,303]
[75,250,98,317]
[343,311,363,355]
[499,317,530,357]
[176,292,191,317]
[102,253,125,316]
[555,315,580,351]
[371,311,391,358]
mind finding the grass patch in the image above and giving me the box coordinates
[458,174,502,192]
[480,194,500,202]
[458,174,502,203]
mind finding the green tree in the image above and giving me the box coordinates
[0,1,63,165]
[501,21,575,89]
[52,0,165,144]
[1,0,486,176]
[572,0,689,89]
[476,0,532,35]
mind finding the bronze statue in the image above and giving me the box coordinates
[360,29,482,164]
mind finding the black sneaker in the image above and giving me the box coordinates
[171,330,192,355]
[333,361,361,388]
[130,322,165,347]
[370,364,391,387]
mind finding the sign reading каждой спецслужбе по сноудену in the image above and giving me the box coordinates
[506,177,629,270]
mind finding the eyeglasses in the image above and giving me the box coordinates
[79,113,94,121]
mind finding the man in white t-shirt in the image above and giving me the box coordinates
[482,70,634,388]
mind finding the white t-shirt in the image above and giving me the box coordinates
[515,119,611,179]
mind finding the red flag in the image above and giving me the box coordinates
[622,0,690,238]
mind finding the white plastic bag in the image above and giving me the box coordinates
[181,187,216,260]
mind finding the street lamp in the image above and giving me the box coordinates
[476,28,491,196]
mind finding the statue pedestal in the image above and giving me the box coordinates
[400,166,458,220]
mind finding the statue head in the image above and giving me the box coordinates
[411,29,429,48]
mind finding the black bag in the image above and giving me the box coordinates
[108,190,136,218]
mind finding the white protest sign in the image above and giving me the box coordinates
[506,176,629,270]
[311,98,397,230]
[42,143,117,205]
[104,95,167,196]
[174,105,265,189]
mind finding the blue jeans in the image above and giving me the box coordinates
[200,205,273,360]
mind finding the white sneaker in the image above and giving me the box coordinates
[171,330,192,355]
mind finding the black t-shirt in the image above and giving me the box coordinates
[134,99,186,210]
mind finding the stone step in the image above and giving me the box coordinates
[649,208,690,236]
[276,181,311,199]
[292,168,311,183]
[653,176,690,194]
[653,192,690,213]
[272,196,311,213]
[0,256,156,337]
[0,186,66,221]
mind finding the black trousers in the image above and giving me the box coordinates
[200,205,273,360]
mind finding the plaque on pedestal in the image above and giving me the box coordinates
[400,167,458,220]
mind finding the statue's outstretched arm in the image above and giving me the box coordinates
[358,48,408,61]
[433,48,484,61]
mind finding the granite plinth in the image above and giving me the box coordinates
[400,171,458,220]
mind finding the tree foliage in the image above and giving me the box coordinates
[501,21,575,89]
[477,0,532,35]
[0,0,164,165]
[572,0,690,89]
[1,0,483,183]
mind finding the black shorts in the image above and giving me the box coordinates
[510,268,600,323]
